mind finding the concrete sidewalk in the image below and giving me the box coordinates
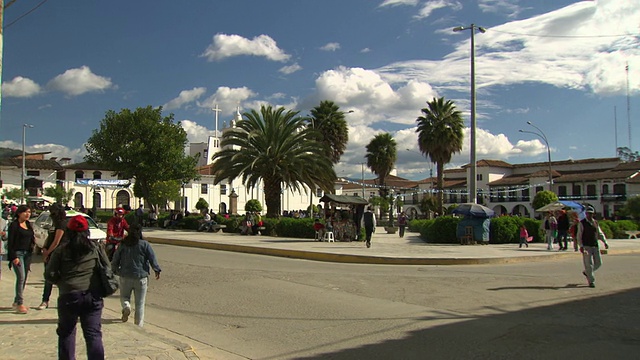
[0,259,217,360]
[143,227,640,265]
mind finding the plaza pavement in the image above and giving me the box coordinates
[2,227,639,359]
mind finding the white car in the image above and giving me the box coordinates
[33,210,107,250]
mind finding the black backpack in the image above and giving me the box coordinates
[544,219,550,230]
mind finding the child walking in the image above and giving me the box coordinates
[519,225,530,248]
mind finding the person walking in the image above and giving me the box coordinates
[519,224,530,248]
[577,207,609,288]
[542,212,557,251]
[361,206,377,248]
[556,210,570,251]
[44,215,108,360]
[111,224,161,327]
[106,207,130,260]
[38,203,68,310]
[397,212,408,238]
[7,205,35,314]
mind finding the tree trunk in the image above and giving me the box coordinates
[437,162,444,215]
[263,177,282,218]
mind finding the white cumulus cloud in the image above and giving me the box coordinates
[279,63,302,75]
[197,86,257,117]
[47,66,113,96]
[320,42,341,52]
[163,87,207,110]
[201,33,290,62]
[2,76,42,98]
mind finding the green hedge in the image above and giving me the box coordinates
[423,216,460,244]
[599,219,637,239]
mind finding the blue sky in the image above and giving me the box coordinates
[1,0,639,180]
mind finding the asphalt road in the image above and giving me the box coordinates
[137,244,640,360]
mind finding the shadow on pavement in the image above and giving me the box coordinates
[292,287,640,360]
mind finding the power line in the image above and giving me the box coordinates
[488,28,640,39]
[4,0,49,30]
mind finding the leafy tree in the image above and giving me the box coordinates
[85,106,199,210]
[369,196,390,216]
[622,196,640,219]
[531,190,558,211]
[309,100,349,164]
[1,188,26,202]
[306,204,320,216]
[43,185,74,205]
[416,97,464,213]
[419,194,438,217]
[245,199,263,212]
[147,180,181,210]
[210,105,336,218]
[195,198,209,213]
[365,133,397,222]
[617,147,640,162]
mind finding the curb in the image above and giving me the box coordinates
[145,236,640,265]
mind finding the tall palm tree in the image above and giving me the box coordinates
[365,133,397,200]
[210,105,336,218]
[309,100,349,164]
[415,97,464,214]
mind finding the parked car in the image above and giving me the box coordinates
[33,210,107,251]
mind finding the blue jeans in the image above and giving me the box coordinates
[120,276,148,327]
[12,250,32,305]
[57,290,104,360]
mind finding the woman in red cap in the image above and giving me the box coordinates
[45,214,110,359]
[106,207,130,260]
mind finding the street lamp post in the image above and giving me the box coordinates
[21,124,34,205]
[519,121,553,191]
[453,24,486,204]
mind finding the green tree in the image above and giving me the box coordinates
[419,194,438,217]
[43,185,74,205]
[531,190,558,211]
[85,106,199,210]
[622,196,640,219]
[1,188,26,202]
[416,97,464,213]
[195,198,209,213]
[245,199,263,212]
[365,133,397,222]
[147,180,181,210]
[309,100,349,164]
[210,105,336,218]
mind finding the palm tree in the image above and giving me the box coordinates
[210,105,336,218]
[309,100,349,164]
[365,133,397,221]
[415,97,464,214]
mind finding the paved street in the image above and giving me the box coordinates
[1,228,639,359]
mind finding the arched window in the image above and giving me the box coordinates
[116,190,131,208]
[75,171,84,180]
[93,171,102,180]
[74,192,83,208]
[219,202,227,214]
[93,193,102,209]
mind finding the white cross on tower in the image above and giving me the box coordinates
[212,104,221,137]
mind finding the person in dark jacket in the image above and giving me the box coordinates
[555,210,570,251]
[7,205,35,314]
[45,215,108,360]
[111,224,161,327]
[360,206,377,248]
[576,207,609,288]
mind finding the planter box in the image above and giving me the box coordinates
[384,226,398,234]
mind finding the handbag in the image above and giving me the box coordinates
[95,246,119,297]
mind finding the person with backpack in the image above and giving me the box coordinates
[45,215,109,359]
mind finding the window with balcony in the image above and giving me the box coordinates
[586,184,596,200]
[93,171,102,180]
[535,186,543,193]
[221,185,227,195]
[572,184,581,198]
[613,183,626,200]
[201,183,208,194]
[75,171,84,181]
[521,188,530,201]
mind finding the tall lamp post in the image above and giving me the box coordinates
[519,121,553,191]
[453,24,486,204]
[21,124,34,205]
